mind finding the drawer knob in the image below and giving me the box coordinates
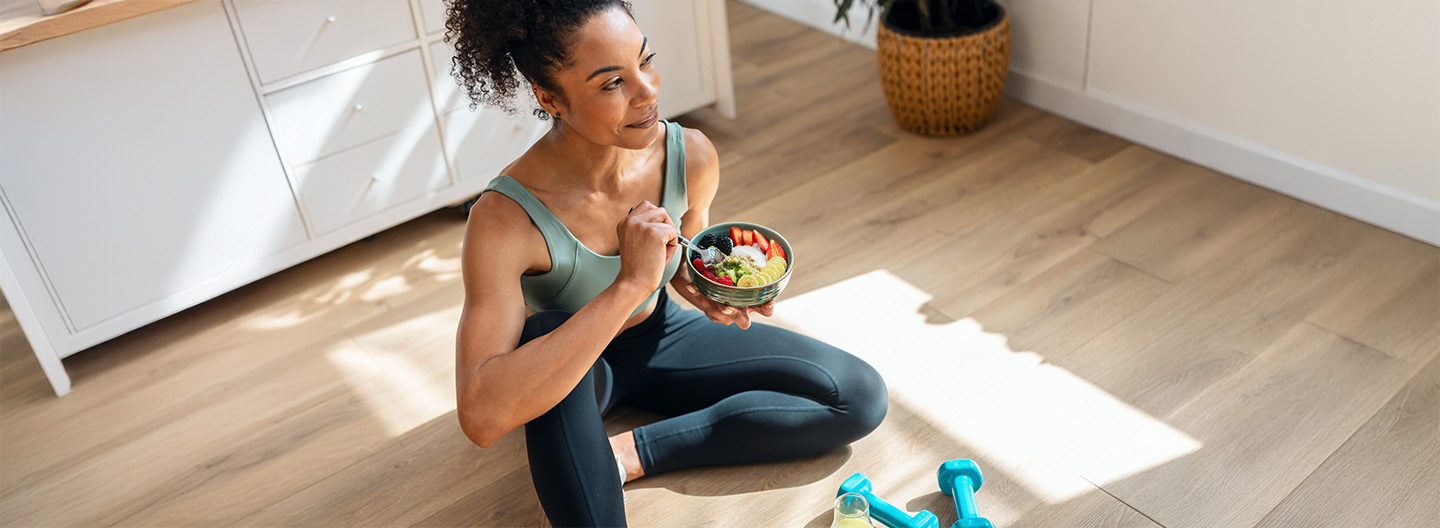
[326,15,337,23]
[352,104,364,112]
[371,174,382,183]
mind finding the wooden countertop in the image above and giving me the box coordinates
[1,0,200,52]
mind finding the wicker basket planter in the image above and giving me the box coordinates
[876,5,1011,135]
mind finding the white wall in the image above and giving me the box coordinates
[738,0,1440,245]
[1087,0,1439,202]
[1006,0,1089,91]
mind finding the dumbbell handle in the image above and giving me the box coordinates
[838,474,939,528]
[860,490,916,528]
[945,475,979,520]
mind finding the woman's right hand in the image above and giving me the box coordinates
[615,200,678,292]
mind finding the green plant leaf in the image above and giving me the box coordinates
[833,0,854,26]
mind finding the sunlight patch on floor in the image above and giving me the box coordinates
[769,270,1201,502]
[359,275,412,303]
[415,251,461,274]
[325,307,458,437]
[243,269,376,330]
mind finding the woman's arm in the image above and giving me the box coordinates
[675,127,718,242]
[454,193,675,448]
[668,128,775,328]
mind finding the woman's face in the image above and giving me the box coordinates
[540,7,662,150]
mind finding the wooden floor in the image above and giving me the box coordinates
[3,2,1437,526]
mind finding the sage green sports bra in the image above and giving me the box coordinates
[483,120,688,318]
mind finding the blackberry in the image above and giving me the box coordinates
[711,234,734,254]
[693,233,733,260]
[697,233,719,249]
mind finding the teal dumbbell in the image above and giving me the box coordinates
[838,473,940,528]
[937,460,993,528]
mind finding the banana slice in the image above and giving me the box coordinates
[737,275,760,288]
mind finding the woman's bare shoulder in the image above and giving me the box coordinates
[680,126,719,204]
[462,187,549,276]
[681,126,718,169]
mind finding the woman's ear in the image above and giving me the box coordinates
[533,84,564,119]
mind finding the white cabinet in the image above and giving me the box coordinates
[633,0,715,116]
[443,109,546,183]
[427,40,546,184]
[429,41,468,114]
[266,50,435,163]
[294,122,450,235]
[417,0,446,35]
[0,0,308,395]
[230,0,417,84]
[0,0,735,397]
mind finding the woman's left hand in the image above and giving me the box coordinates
[673,275,774,330]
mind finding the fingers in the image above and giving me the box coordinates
[628,201,672,225]
[704,303,735,326]
[707,301,737,325]
[681,281,734,326]
[705,311,734,326]
[732,308,751,330]
[664,245,678,262]
[626,202,676,243]
[680,276,762,329]
[629,200,657,216]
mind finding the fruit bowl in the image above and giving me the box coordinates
[686,221,793,308]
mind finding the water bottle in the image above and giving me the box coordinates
[831,492,875,528]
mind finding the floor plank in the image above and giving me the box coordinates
[1255,355,1440,527]
[968,248,1171,357]
[1010,485,1162,528]
[1,2,1436,527]
[1089,323,1420,528]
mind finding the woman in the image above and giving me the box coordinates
[446,1,889,526]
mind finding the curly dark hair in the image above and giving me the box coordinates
[445,0,634,119]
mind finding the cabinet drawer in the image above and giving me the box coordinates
[0,0,309,333]
[443,107,545,182]
[419,0,446,35]
[430,41,468,114]
[294,123,449,236]
[266,50,432,164]
[232,0,416,84]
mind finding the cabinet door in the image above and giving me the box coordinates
[631,0,714,116]
[0,0,307,334]
[418,0,446,35]
[429,42,545,183]
[231,0,416,84]
[443,108,545,183]
[293,123,450,236]
[266,50,434,164]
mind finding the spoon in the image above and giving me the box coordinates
[677,233,724,267]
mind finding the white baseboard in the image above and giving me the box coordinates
[737,0,1440,246]
[1006,70,1440,246]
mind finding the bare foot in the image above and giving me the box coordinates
[608,431,645,482]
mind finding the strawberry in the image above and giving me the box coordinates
[767,242,786,260]
[730,227,744,246]
[740,229,754,246]
[752,230,770,252]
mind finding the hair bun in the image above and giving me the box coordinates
[446,0,633,117]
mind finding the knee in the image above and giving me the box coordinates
[838,360,889,438]
[520,310,572,346]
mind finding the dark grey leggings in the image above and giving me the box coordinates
[520,291,888,527]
